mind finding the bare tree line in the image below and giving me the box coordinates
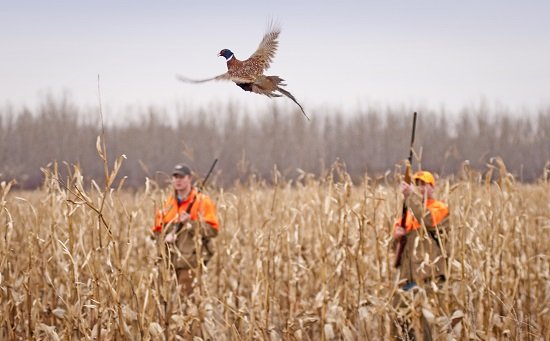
[1,97,549,188]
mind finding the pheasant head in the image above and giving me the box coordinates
[218,49,234,60]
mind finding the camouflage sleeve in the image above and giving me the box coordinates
[405,191,436,229]
[187,220,219,238]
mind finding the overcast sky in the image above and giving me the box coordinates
[2,0,549,119]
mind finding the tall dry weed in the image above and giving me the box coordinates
[1,159,549,340]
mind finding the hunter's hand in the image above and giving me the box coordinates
[165,232,176,243]
[393,226,407,239]
[401,181,414,197]
[179,212,190,223]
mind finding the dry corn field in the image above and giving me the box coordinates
[1,163,549,340]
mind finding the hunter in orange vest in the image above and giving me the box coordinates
[391,170,450,339]
[152,163,220,295]
[393,170,449,285]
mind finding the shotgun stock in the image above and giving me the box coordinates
[394,112,417,268]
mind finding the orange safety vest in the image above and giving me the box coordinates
[395,198,449,232]
[153,188,219,233]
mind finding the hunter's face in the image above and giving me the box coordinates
[172,174,191,192]
[415,180,434,198]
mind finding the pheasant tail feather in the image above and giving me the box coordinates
[275,84,310,120]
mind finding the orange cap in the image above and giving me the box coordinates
[413,171,435,186]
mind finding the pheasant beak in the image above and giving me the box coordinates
[217,52,222,57]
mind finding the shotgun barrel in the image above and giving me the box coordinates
[394,112,417,268]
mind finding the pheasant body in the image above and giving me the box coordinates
[177,25,309,120]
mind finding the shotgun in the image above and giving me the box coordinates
[394,112,417,268]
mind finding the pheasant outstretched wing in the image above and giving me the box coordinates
[176,73,254,84]
[246,24,280,73]
[176,73,231,83]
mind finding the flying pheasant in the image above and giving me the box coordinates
[177,24,310,120]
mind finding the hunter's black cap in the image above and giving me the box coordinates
[172,164,191,176]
